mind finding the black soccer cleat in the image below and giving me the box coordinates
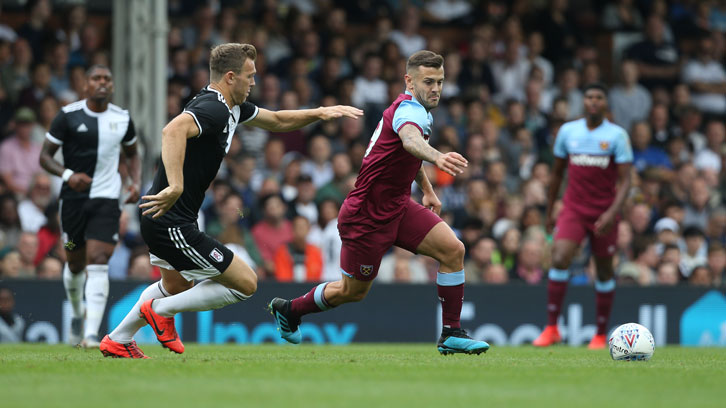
[437,327,490,355]
[268,298,302,344]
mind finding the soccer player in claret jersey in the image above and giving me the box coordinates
[533,83,633,349]
[99,43,362,358]
[269,50,490,355]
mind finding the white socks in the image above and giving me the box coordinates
[63,264,86,319]
[152,279,249,317]
[84,264,109,339]
[109,280,170,344]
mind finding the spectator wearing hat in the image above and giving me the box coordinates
[0,108,42,196]
[654,216,679,255]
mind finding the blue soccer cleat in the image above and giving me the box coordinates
[437,327,490,355]
[268,298,302,344]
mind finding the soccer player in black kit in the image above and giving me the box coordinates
[100,43,362,358]
[40,65,140,348]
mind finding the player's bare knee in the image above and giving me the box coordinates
[164,279,194,295]
[67,260,86,274]
[437,239,465,269]
[239,272,257,296]
[551,252,571,270]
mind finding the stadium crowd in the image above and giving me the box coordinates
[0,0,725,288]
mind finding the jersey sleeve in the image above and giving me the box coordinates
[46,111,67,145]
[183,98,229,138]
[613,129,634,163]
[239,101,259,123]
[392,100,429,135]
[553,125,568,158]
[122,118,137,146]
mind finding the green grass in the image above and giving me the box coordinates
[1,344,724,408]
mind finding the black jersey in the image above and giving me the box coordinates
[145,86,258,226]
[46,100,136,200]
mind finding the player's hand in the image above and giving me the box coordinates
[139,185,183,219]
[422,190,442,215]
[594,210,616,237]
[318,105,364,121]
[124,184,141,204]
[67,172,92,192]
[435,152,468,176]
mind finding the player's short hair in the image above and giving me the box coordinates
[583,82,608,96]
[86,64,111,78]
[406,50,443,74]
[210,43,257,82]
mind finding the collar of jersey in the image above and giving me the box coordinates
[205,85,234,114]
[81,99,108,117]
[404,91,426,109]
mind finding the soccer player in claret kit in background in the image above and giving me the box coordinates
[269,50,490,355]
[39,65,141,348]
[533,83,633,349]
[99,43,362,358]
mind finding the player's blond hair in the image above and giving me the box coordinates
[209,43,257,82]
[406,50,444,73]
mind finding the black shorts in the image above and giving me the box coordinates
[140,216,234,281]
[60,198,121,249]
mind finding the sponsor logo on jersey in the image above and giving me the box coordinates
[210,248,224,263]
[570,154,610,169]
[600,141,609,150]
[360,265,373,276]
[77,123,88,132]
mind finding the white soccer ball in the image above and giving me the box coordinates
[608,323,655,361]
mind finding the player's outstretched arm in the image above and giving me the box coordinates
[246,105,363,132]
[139,113,198,219]
[399,124,467,176]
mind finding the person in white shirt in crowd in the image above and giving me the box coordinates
[682,35,726,115]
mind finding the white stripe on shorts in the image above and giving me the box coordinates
[173,227,214,269]
[167,227,213,270]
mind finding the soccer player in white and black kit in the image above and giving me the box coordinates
[100,43,362,358]
[39,65,141,348]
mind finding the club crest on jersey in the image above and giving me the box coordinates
[209,248,224,263]
[360,265,373,276]
[600,141,609,150]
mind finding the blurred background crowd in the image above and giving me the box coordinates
[0,0,725,288]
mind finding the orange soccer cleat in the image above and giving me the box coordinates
[588,334,608,349]
[533,325,562,347]
[139,299,184,354]
[99,335,149,359]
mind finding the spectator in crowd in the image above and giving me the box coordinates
[464,236,496,283]
[35,256,62,279]
[17,0,54,63]
[273,215,323,283]
[483,263,509,284]
[602,0,643,31]
[18,62,53,110]
[683,177,712,230]
[315,152,353,204]
[0,250,21,278]
[625,15,680,90]
[681,226,708,278]
[617,237,657,285]
[388,6,425,57]
[693,120,725,175]
[655,261,680,285]
[287,174,318,224]
[654,217,679,254]
[252,194,293,276]
[15,231,38,277]
[707,244,726,285]
[126,253,155,281]
[300,134,333,188]
[378,246,429,284]
[515,238,544,284]
[682,35,726,115]
[631,121,672,174]
[17,172,52,233]
[689,265,713,286]
[2,38,33,105]
[0,108,42,196]
[0,286,24,343]
[609,60,652,132]
[251,138,285,193]
[0,193,21,249]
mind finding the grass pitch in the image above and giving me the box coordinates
[1,344,724,408]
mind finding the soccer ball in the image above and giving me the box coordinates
[608,323,655,361]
